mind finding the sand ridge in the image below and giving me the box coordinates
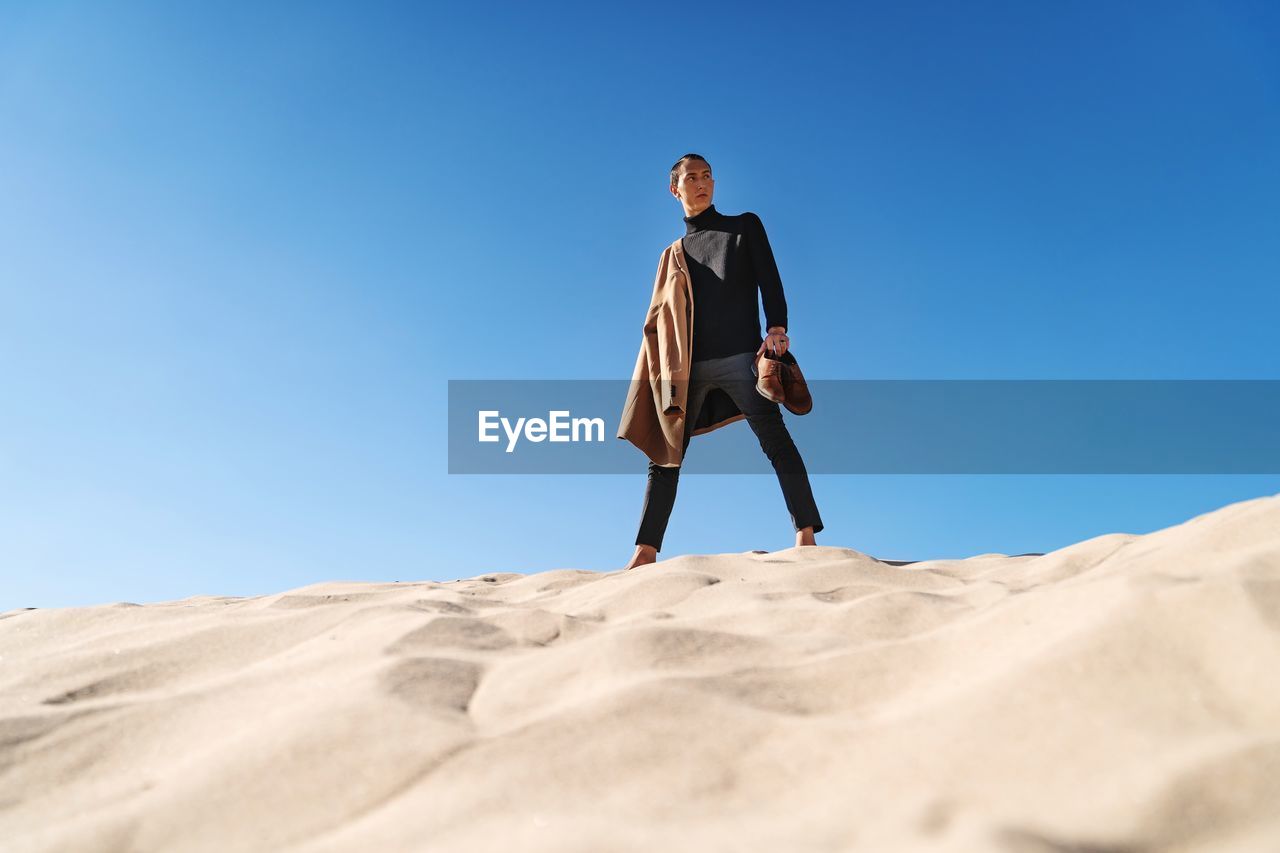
[3,493,1279,851]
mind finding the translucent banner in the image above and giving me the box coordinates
[448,380,1280,474]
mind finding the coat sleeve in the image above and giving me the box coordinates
[650,253,688,415]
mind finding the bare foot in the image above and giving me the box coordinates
[796,526,816,547]
[623,544,658,570]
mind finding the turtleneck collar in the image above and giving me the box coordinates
[683,203,722,234]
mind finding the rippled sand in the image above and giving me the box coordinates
[4,493,1280,852]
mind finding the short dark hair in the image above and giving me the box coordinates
[670,153,711,188]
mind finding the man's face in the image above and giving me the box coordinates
[671,160,714,214]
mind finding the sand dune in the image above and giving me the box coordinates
[3,493,1280,852]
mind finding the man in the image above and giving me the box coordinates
[622,153,824,571]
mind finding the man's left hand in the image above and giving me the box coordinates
[757,327,790,357]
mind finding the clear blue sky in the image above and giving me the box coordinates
[3,1,1277,609]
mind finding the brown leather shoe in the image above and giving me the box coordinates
[776,350,812,415]
[753,351,787,403]
[753,350,812,415]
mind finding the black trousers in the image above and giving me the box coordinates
[635,350,824,551]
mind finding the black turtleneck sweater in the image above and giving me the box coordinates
[680,204,789,362]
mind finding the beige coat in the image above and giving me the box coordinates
[616,236,747,467]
